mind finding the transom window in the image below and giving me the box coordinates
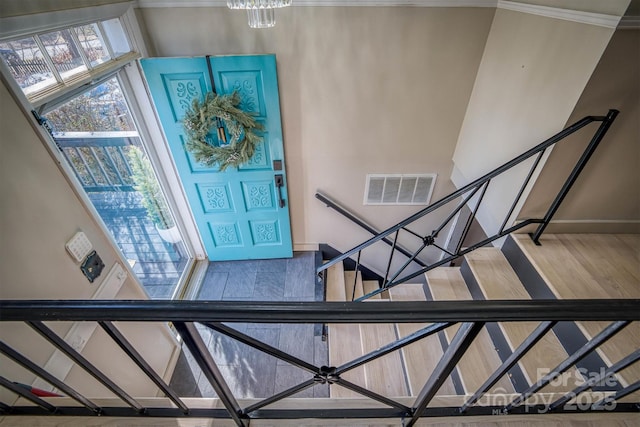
[0,18,133,103]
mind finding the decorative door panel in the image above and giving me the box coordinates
[141,55,292,261]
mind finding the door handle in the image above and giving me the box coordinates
[274,174,285,208]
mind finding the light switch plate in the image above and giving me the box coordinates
[65,231,93,263]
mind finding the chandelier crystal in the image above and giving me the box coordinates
[247,8,276,28]
[227,0,291,9]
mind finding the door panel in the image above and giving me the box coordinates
[141,55,292,261]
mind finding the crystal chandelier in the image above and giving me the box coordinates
[227,0,291,9]
[227,0,291,28]
[247,8,276,28]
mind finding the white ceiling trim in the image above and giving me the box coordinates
[136,0,497,7]
[498,0,620,29]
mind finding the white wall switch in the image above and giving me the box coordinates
[65,231,93,263]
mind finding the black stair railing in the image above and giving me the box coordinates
[0,299,638,425]
[316,110,619,300]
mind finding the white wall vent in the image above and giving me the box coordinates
[364,174,436,205]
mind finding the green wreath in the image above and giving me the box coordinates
[182,91,264,171]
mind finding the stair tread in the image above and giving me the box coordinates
[326,263,346,302]
[465,248,579,393]
[362,280,381,299]
[512,234,640,387]
[344,270,364,301]
[360,322,409,397]
[326,263,365,397]
[389,284,456,396]
[328,323,367,397]
[427,267,515,395]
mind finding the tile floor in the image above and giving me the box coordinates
[169,251,329,398]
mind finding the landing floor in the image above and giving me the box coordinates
[170,252,329,398]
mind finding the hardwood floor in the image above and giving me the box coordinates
[512,234,640,389]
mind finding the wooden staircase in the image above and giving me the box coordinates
[325,233,639,405]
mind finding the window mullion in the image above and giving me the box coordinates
[34,34,63,84]
[69,28,92,71]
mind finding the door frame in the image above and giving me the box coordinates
[120,63,206,261]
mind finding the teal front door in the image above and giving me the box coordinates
[141,55,292,261]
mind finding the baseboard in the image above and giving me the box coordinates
[514,220,640,234]
[294,243,320,252]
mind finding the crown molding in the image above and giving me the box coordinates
[498,0,620,29]
[135,0,498,8]
[135,0,629,29]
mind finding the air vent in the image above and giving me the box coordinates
[364,174,436,205]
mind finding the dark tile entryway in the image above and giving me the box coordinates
[169,252,329,398]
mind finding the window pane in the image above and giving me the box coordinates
[45,77,189,300]
[74,24,111,67]
[39,29,87,80]
[101,18,131,58]
[0,37,57,95]
[45,78,135,132]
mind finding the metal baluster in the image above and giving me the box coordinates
[383,230,399,289]
[499,149,546,234]
[0,376,57,413]
[0,341,101,414]
[98,322,189,413]
[406,322,484,427]
[27,321,144,412]
[591,379,640,410]
[460,321,556,413]
[505,320,629,412]
[352,251,361,301]
[532,109,619,244]
[547,349,640,412]
[173,322,248,427]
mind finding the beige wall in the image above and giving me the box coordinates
[518,29,640,233]
[138,6,495,262]
[0,80,178,402]
[451,8,618,238]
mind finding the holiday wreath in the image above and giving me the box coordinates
[182,91,263,171]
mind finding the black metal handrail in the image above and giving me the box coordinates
[316,110,619,299]
[1,299,639,323]
[0,299,638,426]
[315,191,427,269]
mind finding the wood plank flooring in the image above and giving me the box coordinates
[512,234,640,387]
